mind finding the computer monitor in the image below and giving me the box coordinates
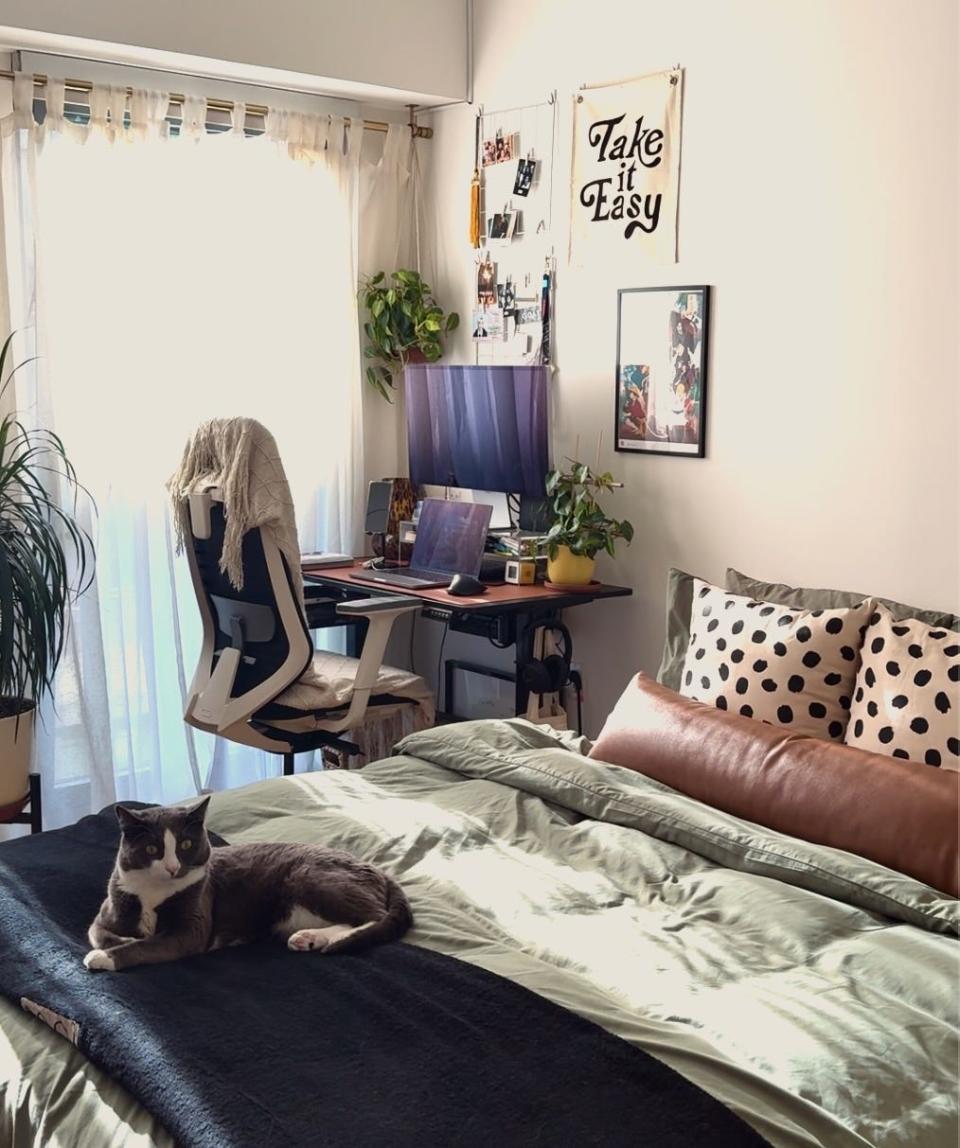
[405,365,549,496]
[409,499,493,577]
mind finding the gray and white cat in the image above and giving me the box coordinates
[84,798,412,972]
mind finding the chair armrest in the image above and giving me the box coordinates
[336,597,422,617]
[332,597,422,731]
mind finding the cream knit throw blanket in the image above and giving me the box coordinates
[168,418,303,603]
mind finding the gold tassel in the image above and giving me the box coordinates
[469,168,481,248]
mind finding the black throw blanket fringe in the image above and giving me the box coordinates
[0,806,770,1148]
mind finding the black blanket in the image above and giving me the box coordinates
[0,807,770,1148]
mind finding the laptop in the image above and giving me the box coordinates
[351,498,493,590]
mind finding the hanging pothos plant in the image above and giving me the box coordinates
[360,269,459,402]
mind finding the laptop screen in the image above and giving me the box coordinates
[411,499,493,577]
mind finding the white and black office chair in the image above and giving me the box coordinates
[172,419,434,774]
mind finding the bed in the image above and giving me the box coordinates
[2,716,957,1148]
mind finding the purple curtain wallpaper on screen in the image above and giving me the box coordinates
[405,365,549,496]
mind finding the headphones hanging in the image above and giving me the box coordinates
[521,622,573,695]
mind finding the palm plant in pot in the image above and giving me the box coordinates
[360,269,459,402]
[544,461,633,587]
[0,334,94,815]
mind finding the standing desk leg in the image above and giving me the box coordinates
[514,616,535,717]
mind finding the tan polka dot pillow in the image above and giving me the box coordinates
[679,580,874,740]
[845,605,959,769]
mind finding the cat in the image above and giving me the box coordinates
[84,797,412,972]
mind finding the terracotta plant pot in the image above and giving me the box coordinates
[546,546,596,586]
[0,701,35,807]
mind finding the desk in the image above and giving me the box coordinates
[303,560,632,720]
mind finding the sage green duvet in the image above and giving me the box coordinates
[2,720,958,1148]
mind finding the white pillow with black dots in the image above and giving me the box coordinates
[679,580,874,741]
[844,604,959,769]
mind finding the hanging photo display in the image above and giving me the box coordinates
[570,68,682,264]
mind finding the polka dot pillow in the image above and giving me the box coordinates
[844,605,959,769]
[679,580,874,740]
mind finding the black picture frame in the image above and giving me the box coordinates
[614,285,711,459]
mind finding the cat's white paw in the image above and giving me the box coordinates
[83,949,116,972]
[287,929,329,952]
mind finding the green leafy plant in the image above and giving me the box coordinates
[360,269,459,402]
[0,333,95,720]
[544,461,634,560]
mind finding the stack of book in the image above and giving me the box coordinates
[487,532,547,560]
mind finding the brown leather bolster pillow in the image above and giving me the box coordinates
[590,674,959,898]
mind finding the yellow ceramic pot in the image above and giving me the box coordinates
[546,546,596,586]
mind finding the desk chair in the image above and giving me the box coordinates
[172,419,434,774]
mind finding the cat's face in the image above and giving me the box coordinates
[115,798,211,882]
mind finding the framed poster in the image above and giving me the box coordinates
[615,285,710,458]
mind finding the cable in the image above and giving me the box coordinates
[408,611,417,676]
[507,492,520,530]
[569,669,584,735]
[436,621,450,716]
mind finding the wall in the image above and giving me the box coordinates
[0,0,468,103]
[420,0,960,733]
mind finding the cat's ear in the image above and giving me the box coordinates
[186,796,211,823]
[116,805,146,829]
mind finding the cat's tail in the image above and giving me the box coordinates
[325,879,413,956]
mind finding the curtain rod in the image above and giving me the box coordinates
[0,70,434,138]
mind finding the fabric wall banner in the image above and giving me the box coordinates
[570,69,682,264]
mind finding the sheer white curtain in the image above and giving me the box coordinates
[0,76,365,825]
[357,121,436,474]
[360,121,429,277]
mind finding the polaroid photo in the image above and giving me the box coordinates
[513,157,536,197]
[487,211,517,242]
[472,307,504,341]
[516,304,541,325]
[482,129,518,167]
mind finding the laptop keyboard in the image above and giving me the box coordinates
[355,570,447,588]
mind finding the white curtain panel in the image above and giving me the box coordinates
[360,121,426,279]
[0,77,365,824]
[356,122,435,475]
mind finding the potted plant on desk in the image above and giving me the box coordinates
[0,333,94,817]
[544,461,633,588]
[359,269,459,402]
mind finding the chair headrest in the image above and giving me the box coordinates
[169,418,302,599]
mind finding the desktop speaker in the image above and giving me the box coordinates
[364,480,394,535]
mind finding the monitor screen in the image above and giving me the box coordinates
[405,365,549,496]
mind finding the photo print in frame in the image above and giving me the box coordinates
[615,285,710,458]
